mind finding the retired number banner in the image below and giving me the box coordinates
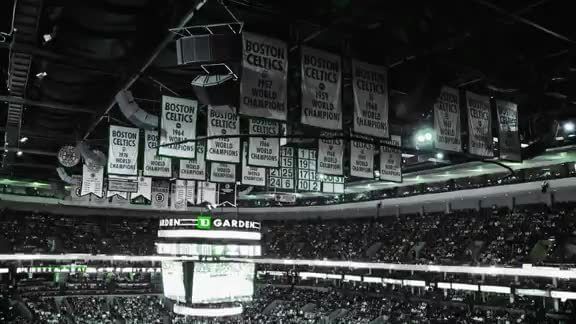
[317,132,343,175]
[434,86,462,152]
[350,136,375,179]
[301,47,342,130]
[242,142,266,186]
[248,118,279,167]
[380,135,402,183]
[179,143,206,180]
[108,125,139,175]
[352,60,389,138]
[144,130,172,177]
[159,96,198,159]
[466,91,493,157]
[207,105,240,163]
[497,100,521,161]
[240,32,287,120]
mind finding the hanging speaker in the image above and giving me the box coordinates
[176,34,241,65]
[191,74,238,106]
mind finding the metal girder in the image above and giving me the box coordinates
[0,95,97,114]
[3,0,43,169]
[472,0,576,44]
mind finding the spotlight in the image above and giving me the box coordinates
[424,132,432,141]
[435,152,444,160]
[19,137,28,143]
[16,151,23,157]
[36,72,47,79]
[42,34,52,43]
[563,122,575,133]
[416,135,425,143]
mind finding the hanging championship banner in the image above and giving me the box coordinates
[240,32,288,120]
[301,47,342,130]
[207,105,240,163]
[81,163,104,198]
[466,91,493,157]
[219,183,237,207]
[350,136,375,179]
[248,118,280,167]
[170,180,187,211]
[434,86,462,152]
[242,142,266,186]
[179,143,206,180]
[317,132,343,176]
[352,60,389,138]
[144,130,172,177]
[90,182,108,206]
[107,125,139,175]
[209,162,236,183]
[197,182,218,206]
[132,176,152,201]
[151,180,169,209]
[185,180,196,206]
[159,95,198,159]
[380,135,402,183]
[497,100,521,161]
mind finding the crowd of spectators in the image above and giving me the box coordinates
[2,285,546,323]
[0,212,156,255]
[2,203,576,267]
[264,204,576,265]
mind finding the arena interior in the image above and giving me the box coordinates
[2,0,576,323]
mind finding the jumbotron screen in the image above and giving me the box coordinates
[191,262,255,304]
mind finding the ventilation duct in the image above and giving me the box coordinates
[116,90,159,130]
[76,142,107,167]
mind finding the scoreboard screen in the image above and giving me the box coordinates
[191,262,255,304]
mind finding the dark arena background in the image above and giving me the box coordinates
[2,0,576,323]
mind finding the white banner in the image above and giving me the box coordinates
[248,118,280,167]
[352,60,389,138]
[434,86,462,152]
[107,190,128,200]
[144,130,172,177]
[197,182,218,206]
[179,143,206,180]
[301,47,342,130]
[380,135,402,182]
[81,164,104,198]
[107,125,139,175]
[171,180,187,211]
[242,142,266,186]
[317,132,343,175]
[210,162,236,183]
[159,95,198,159]
[240,32,287,120]
[350,137,375,179]
[466,91,493,157]
[185,180,196,206]
[132,176,152,201]
[497,100,521,161]
[207,105,240,163]
[151,180,169,209]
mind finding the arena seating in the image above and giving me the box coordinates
[2,203,576,266]
[1,283,545,323]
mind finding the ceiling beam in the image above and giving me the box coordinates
[0,95,97,114]
[472,0,576,44]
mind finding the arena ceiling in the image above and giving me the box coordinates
[1,0,576,190]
